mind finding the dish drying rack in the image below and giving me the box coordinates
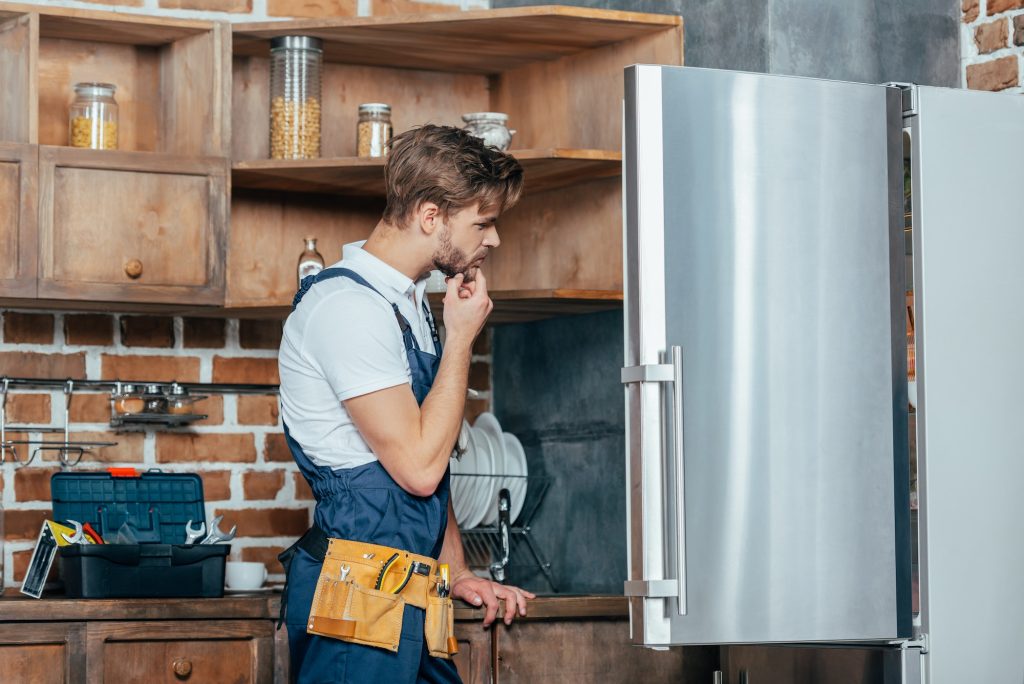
[454,474,556,592]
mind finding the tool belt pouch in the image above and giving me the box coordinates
[425,595,458,659]
[307,570,404,652]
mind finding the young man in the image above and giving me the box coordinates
[278,125,534,683]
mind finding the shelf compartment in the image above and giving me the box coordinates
[231,149,622,196]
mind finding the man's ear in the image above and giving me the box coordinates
[417,202,441,236]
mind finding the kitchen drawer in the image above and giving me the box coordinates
[0,622,87,684]
[37,146,228,305]
[87,620,273,683]
[0,142,38,298]
[453,620,492,684]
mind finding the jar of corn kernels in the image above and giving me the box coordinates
[269,36,323,160]
[68,82,118,150]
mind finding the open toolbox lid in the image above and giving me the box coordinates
[50,469,205,544]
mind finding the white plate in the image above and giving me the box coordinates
[452,426,478,526]
[463,426,494,529]
[501,432,528,523]
[450,420,470,525]
[475,414,506,526]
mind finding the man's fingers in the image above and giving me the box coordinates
[501,589,517,625]
[445,273,465,298]
[479,584,500,627]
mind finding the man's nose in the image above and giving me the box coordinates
[483,226,501,249]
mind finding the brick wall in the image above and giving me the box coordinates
[962,0,1024,92]
[0,308,492,591]
[10,0,483,21]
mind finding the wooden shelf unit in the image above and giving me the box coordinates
[228,7,682,311]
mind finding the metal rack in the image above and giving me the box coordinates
[455,475,556,591]
[0,376,279,467]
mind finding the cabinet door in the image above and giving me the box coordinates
[87,620,273,683]
[453,620,492,684]
[37,146,227,305]
[0,622,88,684]
[0,142,38,298]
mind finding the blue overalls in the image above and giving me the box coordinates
[281,267,462,684]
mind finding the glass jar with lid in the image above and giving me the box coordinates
[143,384,168,414]
[166,383,199,415]
[111,383,145,416]
[269,36,323,160]
[69,82,119,150]
[357,103,392,158]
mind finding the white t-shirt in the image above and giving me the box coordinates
[278,241,436,470]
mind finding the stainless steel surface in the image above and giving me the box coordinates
[623,579,676,597]
[669,345,686,615]
[0,376,279,394]
[908,85,1024,684]
[626,65,910,645]
[623,64,672,647]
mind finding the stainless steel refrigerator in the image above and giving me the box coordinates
[621,65,1024,684]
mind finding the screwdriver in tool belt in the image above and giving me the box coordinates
[438,564,450,598]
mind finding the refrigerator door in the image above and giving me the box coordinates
[623,65,911,646]
[908,85,1024,684]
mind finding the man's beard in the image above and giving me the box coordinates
[432,227,483,281]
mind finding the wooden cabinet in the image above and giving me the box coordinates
[0,622,85,684]
[37,147,227,305]
[0,142,37,298]
[453,620,493,684]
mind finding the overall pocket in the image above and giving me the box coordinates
[424,595,458,659]
[308,574,405,652]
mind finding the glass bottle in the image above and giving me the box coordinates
[357,103,392,158]
[269,36,323,160]
[298,237,325,286]
[68,82,119,150]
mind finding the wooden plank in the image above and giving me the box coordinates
[231,55,489,160]
[0,13,36,144]
[0,621,81,684]
[233,6,680,74]
[0,1,213,45]
[454,595,629,622]
[231,149,621,196]
[0,596,276,622]
[0,142,37,298]
[160,21,231,157]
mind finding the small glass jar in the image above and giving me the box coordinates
[112,383,145,415]
[461,112,515,151]
[297,236,325,287]
[270,36,323,160]
[69,82,119,150]
[357,103,392,158]
[143,383,168,414]
[166,383,197,415]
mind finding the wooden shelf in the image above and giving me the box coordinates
[233,6,680,74]
[232,149,621,196]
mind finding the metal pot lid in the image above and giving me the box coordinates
[270,35,323,51]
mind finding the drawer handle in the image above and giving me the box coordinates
[124,258,144,279]
[172,658,192,678]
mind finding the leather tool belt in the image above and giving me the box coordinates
[299,528,458,658]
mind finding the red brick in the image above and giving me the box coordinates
[238,395,280,426]
[988,0,1024,14]
[267,0,357,18]
[464,398,488,424]
[159,0,251,10]
[120,315,175,348]
[0,432,28,463]
[264,433,292,462]
[213,357,279,384]
[64,314,114,346]
[69,394,112,423]
[244,470,286,500]
[212,507,309,537]
[241,545,287,575]
[966,56,1019,90]
[293,472,314,501]
[371,0,460,15]
[101,354,200,383]
[975,18,1008,53]
[183,317,226,349]
[12,548,59,584]
[468,361,490,390]
[200,470,233,501]
[1014,15,1024,45]
[2,312,54,344]
[6,393,51,424]
[5,509,50,541]
[14,467,60,502]
[472,328,491,355]
[40,431,144,464]
[156,433,257,463]
[963,0,979,22]
[193,395,225,426]
[0,352,85,378]
[239,319,284,350]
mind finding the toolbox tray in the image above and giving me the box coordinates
[51,470,227,598]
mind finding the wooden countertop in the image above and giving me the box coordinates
[0,594,627,622]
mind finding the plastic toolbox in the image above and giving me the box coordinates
[50,469,228,598]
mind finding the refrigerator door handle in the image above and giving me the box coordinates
[620,345,687,615]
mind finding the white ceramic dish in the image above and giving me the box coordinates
[450,420,470,524]
[475,413,506,526]
[453,426,479,526]
[463,426,494,529]
[501,432,528,523]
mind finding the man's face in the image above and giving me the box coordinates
[431,203,501,282]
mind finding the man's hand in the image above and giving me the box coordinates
[451,571,536,627]
[442,271,492,344]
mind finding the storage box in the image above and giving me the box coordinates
[50,470,228,598]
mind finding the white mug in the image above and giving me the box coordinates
[225,561,267,590]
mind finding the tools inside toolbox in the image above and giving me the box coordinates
[21,468,233,599]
